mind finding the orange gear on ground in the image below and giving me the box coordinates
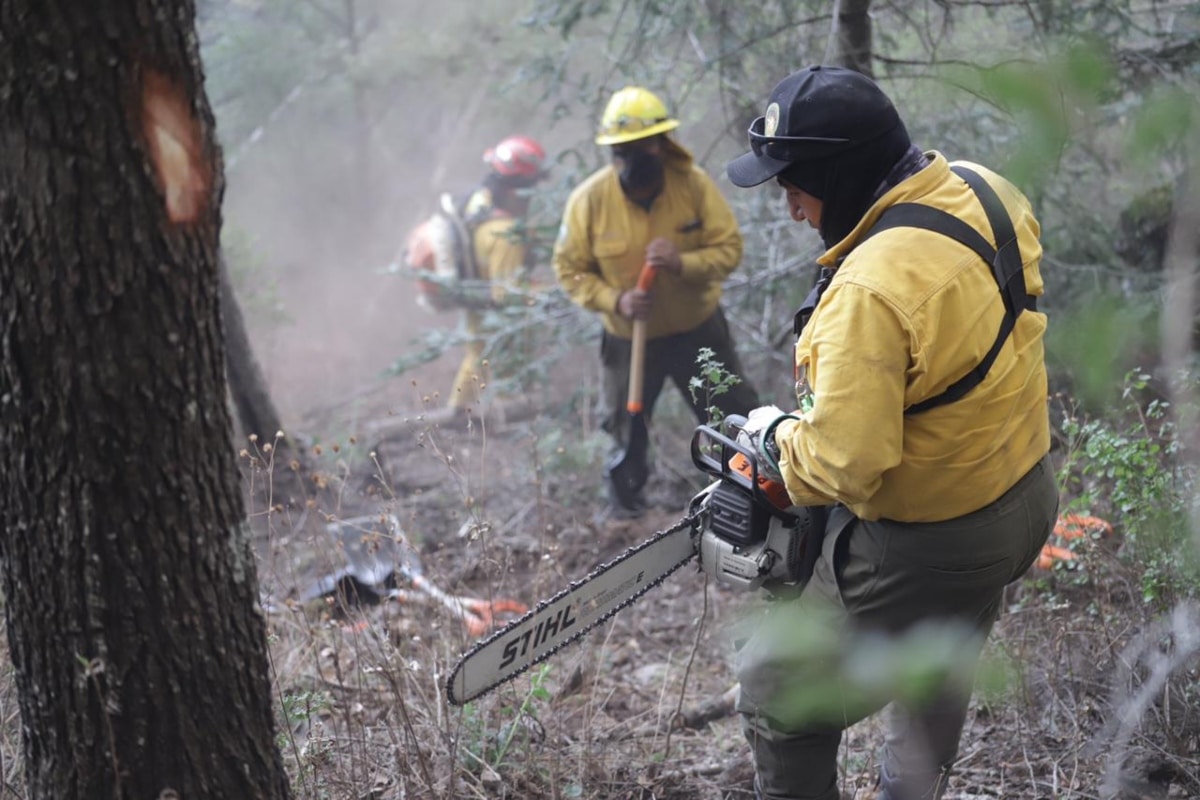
[1036,514,1114,570]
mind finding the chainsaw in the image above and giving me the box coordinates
[446,416,824,706]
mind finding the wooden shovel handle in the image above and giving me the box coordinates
[626,263,658,413]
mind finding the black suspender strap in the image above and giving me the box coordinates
[788,166,1038,413]
[792,266,835,337]
[951,165,1036,320]
[861,203,996,267]
[856,165,1036,414]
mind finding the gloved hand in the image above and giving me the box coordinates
[735,405,798,483]
[645,237,683,275]
[617,287,654,320]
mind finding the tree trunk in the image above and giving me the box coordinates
[832,0,875,78]
[0,3,292,799]
[220,252,286,443]
[344,0,376,242]
[220,253,312,509]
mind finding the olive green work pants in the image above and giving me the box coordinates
[735,455,1059,800]
[600,306,759,452]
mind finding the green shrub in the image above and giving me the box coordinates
[1056,370,1200,605]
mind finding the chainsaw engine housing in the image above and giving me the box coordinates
[706,478,769,546]
[696,481,808,591]
[689,419,824,593]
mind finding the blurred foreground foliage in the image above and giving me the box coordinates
[195,3,1200,796]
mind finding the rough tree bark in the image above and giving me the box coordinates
[831,0,874,77]
[0,3,292,799]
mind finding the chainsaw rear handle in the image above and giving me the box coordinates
[690,416,757,495]
[692,416,797,516]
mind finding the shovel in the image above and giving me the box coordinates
[299,514,527,636]
[605,262,658,509]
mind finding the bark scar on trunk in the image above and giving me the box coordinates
[141,69,209,224]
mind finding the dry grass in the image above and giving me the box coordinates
[244,401,1200,800]
[0,402,1196,799]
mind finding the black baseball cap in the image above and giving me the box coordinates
[727,65,902,188]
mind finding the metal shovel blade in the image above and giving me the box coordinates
[605,412,650,508]
[604,263,657,511]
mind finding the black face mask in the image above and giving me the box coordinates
[781,121,914,248]
[616,148,664,194]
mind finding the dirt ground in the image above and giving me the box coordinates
[239,261,1198,800]
[252,397,1198,799]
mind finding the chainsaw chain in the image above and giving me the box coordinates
[445,509,705,705]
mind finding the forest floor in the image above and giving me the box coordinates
[245,369,1200,800]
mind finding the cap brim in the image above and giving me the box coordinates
[726,149,791,188]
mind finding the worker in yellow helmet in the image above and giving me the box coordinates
[553,86,759,518]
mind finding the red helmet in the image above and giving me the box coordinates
[483,136,547,182]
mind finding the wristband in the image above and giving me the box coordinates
[759,414,801,474]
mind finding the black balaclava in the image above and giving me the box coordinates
[616,147,664,195]
[485,171,540,193]
[781,119,913,248]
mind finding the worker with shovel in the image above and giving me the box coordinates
[553,86,758,518]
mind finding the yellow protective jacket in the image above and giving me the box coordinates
[473,215,525,303]
[774,152,1050,522]
[465,187,527,298]
[552,139,743,339]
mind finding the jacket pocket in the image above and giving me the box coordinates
[677,218,704,251]
[593,237,628,260]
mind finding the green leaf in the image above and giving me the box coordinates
[1128,86,1198,164]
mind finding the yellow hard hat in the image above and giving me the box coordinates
[595,86,680,146]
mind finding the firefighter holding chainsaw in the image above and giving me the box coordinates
[721,66,1059,800]
[553,86,759,517]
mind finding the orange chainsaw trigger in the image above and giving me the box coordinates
[729,452,792,510]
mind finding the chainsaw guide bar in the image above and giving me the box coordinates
[446,510,704,706]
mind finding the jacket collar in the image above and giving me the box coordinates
[818,150,948,267]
